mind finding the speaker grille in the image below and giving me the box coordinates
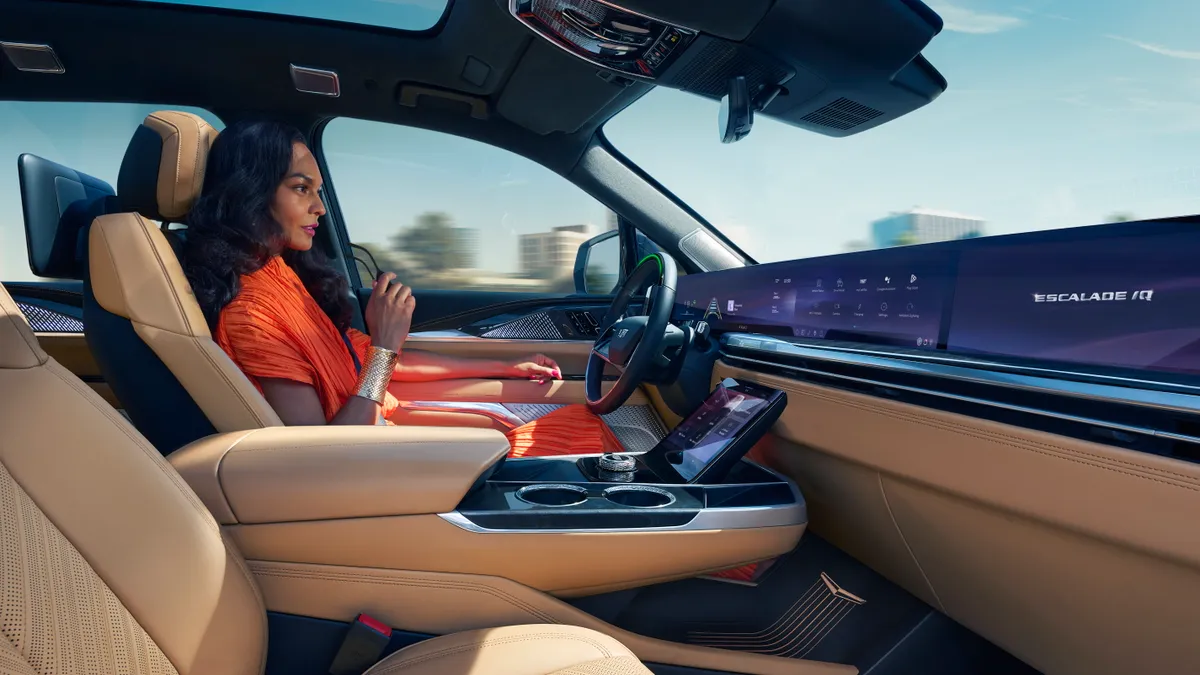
[800,97,885,131]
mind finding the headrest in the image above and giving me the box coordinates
[117,111,218,222]
[0,285,48,370]
[18,154,119,280]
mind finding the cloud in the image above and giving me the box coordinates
[1106,35,1200,60]
[926,2,1024,34]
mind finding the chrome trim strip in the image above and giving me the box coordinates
[407,332,593,345]
[438,501,807,534]
[728,333,1200,395]
[602,484,676,508]
[724,353,1200,446]
[515,484,589,507]
[723,334,1200,415]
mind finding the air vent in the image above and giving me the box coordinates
[800,98,885,131]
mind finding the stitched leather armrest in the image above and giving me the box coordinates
[168,426,510,525]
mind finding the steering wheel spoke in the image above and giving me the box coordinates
[585,253,677,415]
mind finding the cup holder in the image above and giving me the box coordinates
[515,484,590,507]
[603,485,676,509]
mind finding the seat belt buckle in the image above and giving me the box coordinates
[329,613,392,675]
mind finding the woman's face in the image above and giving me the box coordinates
[271,142,327,252]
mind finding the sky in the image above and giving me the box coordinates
[3,0,1200,280]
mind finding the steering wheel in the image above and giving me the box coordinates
[586,253,677,415]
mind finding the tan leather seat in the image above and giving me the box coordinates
[0,274,650,673]
[87,111,282,454]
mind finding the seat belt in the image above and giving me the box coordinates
[329,613,392,675]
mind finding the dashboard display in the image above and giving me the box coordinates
[948,230,1200,374]
[649,379,786,483]
[673,217,1200,378]
[673,248,951,349]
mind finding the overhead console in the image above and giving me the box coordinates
[509,0,698,80]
[505,0,949,137]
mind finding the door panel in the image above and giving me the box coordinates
[714,360,1200,675]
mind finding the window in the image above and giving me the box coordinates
[0,102,223,282]
[323,118,620,294]
[129,0,448,32]
[604,0,1200,264]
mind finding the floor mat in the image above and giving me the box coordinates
[574,534,1036,672]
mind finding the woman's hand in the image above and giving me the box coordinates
[508,353,562,384]
[365,272,416,352]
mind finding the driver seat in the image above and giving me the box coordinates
[85,111,282,454]
[0,282,654,674]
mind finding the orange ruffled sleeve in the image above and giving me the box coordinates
[217,300,319,388]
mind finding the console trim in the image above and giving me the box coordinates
[440,471,807,534]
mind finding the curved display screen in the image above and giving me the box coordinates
[674,217,1200,376]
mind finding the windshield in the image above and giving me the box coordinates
[604,0,1200,264]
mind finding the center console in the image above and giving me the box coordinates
[442,379,804,534]
[169,379,806,599]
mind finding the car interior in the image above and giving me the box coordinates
[3,0,1200,674]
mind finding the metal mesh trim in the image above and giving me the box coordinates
[480,313,563,340]
[15,302,84,333]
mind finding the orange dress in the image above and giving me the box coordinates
[215,256,623,457]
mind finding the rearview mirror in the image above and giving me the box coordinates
[719,76,753,143]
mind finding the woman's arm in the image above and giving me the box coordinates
[259,378,381,425]
[394,350,561,384]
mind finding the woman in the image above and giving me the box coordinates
[180,120,623,458]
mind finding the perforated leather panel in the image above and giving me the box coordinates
[0,463,176,675]
[548,658,649,675]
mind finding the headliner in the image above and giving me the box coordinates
[1,0,656,173]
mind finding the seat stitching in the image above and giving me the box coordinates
[44,359,220,532]
[370,633,614,673]
[250,567,556,622]
[192,340,276,426]
[148,113,185,217]
[93,222,129,318]
[131,215,193,334]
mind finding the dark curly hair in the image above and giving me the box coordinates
[181,120,352,332]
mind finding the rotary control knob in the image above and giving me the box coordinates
[597,453,636,473]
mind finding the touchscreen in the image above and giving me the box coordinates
[662,380,769,481]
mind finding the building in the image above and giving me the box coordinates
[870,207,985,248]
[453,227,479,269]
[518,224,595,277]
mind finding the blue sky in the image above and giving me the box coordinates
[3,0,1199,280]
